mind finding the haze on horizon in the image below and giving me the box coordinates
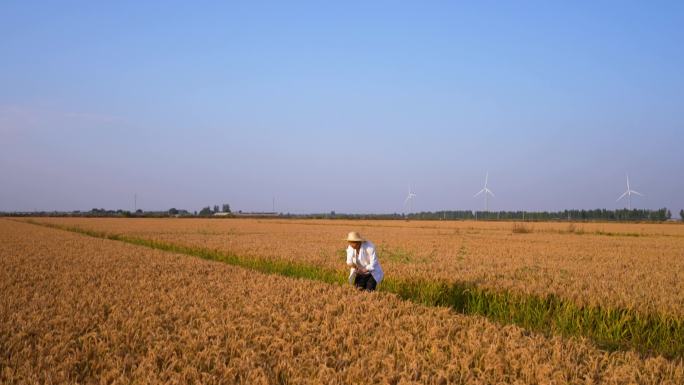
[1,1,683,215]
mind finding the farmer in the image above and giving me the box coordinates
[345,231,384,291]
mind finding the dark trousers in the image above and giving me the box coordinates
[354,273,377,291]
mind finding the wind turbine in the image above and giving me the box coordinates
[616,174,643,210]
[403,186,417,214]
[474,172,495,211]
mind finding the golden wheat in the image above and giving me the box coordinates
[2,219,684,383]
[27,217,684,317]
[3,219,684,383]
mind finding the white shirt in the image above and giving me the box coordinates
[346,240,384,284]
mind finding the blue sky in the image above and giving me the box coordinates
[1,1,682,214]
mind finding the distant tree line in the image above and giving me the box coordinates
[198,204,231,216]
[0,208,171,218]
[405,208,673,222]
[288,211,405,220]
[2,206,681,222]
[286,208,674,222]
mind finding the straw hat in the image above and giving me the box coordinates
[345,231,364,242]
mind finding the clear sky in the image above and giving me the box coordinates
[1,1,683,214]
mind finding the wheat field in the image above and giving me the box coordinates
[2,218,684,384]
[28,217,684,316]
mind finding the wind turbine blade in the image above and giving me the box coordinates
[474,189,485,197]
[616,191,628,201]
[626,174,630,190]
[404,195,411,205]
[631,190,643,196]
[485,172,489,188]
[487,189,495,197]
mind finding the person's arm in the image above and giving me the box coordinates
[346,247,355,267]
[366,246,379,273]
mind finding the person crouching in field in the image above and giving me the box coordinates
[345,231,384,291]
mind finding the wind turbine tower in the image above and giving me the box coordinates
[474,172,495,212]
[616,174,643,210]
[404,186,417,214]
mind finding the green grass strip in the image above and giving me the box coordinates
[21,219,684,360]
